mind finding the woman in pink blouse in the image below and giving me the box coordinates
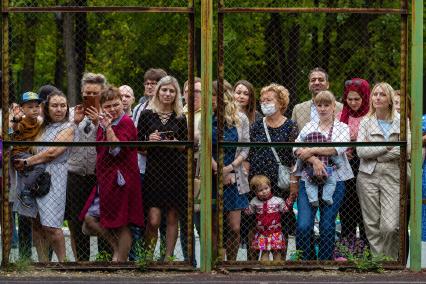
[335,78,370,259]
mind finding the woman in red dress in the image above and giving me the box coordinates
[80,86,144,262]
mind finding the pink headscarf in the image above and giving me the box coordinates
[340,78,371,124]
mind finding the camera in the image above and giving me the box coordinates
[158,131,174,140]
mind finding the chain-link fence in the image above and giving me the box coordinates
[1,0,411,270]
[1,0,197,268]
[214,0,409,268]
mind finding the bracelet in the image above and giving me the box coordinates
[290,180,298,184]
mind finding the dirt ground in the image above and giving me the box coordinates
[0,269,426,283]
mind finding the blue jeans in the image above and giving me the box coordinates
[296,180,345,260]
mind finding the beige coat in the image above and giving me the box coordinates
[356,114,410,174]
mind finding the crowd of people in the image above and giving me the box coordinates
[6,66,410,264]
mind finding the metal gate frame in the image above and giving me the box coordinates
[1,0,197,270]
[207,0,423,272]
[1,0,423,273]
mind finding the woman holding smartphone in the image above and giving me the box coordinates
[137,75,188,260]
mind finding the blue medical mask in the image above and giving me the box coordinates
[261,103,276,117]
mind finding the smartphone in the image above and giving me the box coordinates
[83,95,100,112]
[158,131,174,140]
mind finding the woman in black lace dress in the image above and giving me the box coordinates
[137,75,188,260]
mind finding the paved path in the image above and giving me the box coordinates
[0,270,426,283]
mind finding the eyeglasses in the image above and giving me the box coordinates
[345,79,363,87]
[144,82,157,87]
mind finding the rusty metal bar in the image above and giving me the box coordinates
[5,6,193,13]
[219,7,408,15]
[1,0,11,269]
[398,0,409,267]
[186,0,195,267]
[409,0,423,272]
[200,0,213,272]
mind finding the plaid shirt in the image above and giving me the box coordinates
[303,131,331,166]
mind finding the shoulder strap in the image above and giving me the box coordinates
[263,117,282,165]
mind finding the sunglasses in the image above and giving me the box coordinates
[345,79,363,87]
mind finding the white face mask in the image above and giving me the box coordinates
[261,103,276,117]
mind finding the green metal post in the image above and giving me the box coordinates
[200,0,213,273]
[409,0,423,272]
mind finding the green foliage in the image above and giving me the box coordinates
[95,250,112,262]
[336,243,392,273]
[289,250,304,261]
[8,257,32,272]
[4,0,411,106]
[134,239,154,272]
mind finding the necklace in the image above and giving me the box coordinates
[158,111,173,125]
[266,116,286,128]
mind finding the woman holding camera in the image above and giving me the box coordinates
[80,86,144,262]
[137,75,188,260]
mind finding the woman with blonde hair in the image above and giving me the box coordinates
[212,80,250,261]
[137,75,188,260]
[356,82,409,260]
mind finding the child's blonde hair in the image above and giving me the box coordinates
[250,175,271,192]
[313,90,336,106]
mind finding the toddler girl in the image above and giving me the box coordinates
[245,175,294,262]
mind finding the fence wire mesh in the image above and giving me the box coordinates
[214,0,408,265]
[1,0,410,269]
[2,1,195,266]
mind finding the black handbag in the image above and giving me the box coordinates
[30,171,51,198]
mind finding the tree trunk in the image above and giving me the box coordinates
[63,12,77,106]
[21,13,37,92]
[286,15,300,108]
[264,13,286,83]
[54,12,64,90]
[75,0,88,101]
[322,0,337,72]
[311,0,320,67]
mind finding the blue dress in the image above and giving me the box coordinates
[212,116,249,212]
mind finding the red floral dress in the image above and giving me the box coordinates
[245,194,293,251]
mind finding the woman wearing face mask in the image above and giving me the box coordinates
[246,83,298,260]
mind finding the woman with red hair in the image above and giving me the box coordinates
[335,78,370,260]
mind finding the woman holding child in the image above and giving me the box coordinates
[80,86,144,262]
[294,90,353,260]
[14,91,74,262]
